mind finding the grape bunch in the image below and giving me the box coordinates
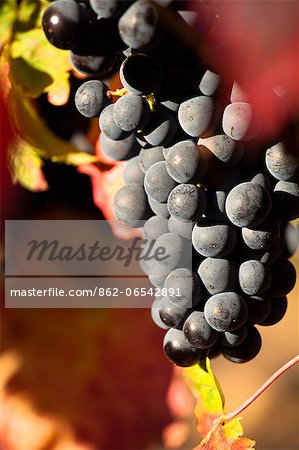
[42,0,299,366]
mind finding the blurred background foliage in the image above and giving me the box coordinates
[0,1,298,449]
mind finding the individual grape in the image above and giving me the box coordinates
[183,311,218,349]
[113,94,151,132]
[168,216,193,240]
[222,102,260,141]
[99,104,130,140]
[89,0,118,18]
[241,219,280,250]
[113,184,151,227]
[204,292,248,332]
[143,215,169,241]
[99,132,139,161]
[159,296,188,327]
[204,190,227,222]
[144,161,177,202]
[163,328,204,367]
[151,298,169,329]
[119,53,163,95]
[260,296,288,326]
[192,221,237,257]
[268,258,296,298]
[148,197,170,218]
[220,325,248,347]
[225,182,272,227]
[178,96,214,138]
[199,69,221,96]
[167,184,207,222]
[246,294,272,325]
[138,146,164,173]
[265,141,299,181]
[118,0,160,49]
[70,51,119,77]
[165,140,208,183]
[75,80,110,118]
[222,326,262,363]
[239,260,271,296]
[124,156,145,185]
[273,180,299,221]
[143,109,178,146]
[198,257,237,295]
[153,233,190,271]
[42,0,87,50]
[198,134,244,167]
[164,268,202,308]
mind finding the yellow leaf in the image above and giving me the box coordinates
[196,418,256,450]
[10,28,71,102]
[8,86,84,159]
[184,358,225,437]
[51,153,98,166]
[10,138,48,192]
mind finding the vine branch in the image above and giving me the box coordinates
[223,354,299,422]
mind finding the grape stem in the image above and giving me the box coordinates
[223,354,299,421]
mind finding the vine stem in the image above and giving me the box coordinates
[223,354,299,422]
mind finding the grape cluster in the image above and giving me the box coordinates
[43,0,299,366]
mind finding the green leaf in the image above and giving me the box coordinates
[0,0,18,48]
[10,28,71,101]
[9,57,52,98]
[10,138,48,192]
[14,0,43,32]
[184,358,225,437]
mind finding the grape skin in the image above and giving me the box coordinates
[204,292,248,332]
[144,161,177,202]
[183,311,219,349]
[198,257,237,295]
[99,133,139,161]
[113,184,151,227]
[165,140,208,183]
[239,260,272,296]
[143,215,169,241]
[167,184,207,222]
[148,197,170,218]
[113,94,151,132]
[178,96,214,138]
[168,216,193,240]
[118,0,159,50]
[164,268,202,308]
[163,328,204,367]
[222,326,262,363]
[99,104,130,141]
[124,156,145,185]
[266,142,299,181]
[42,0,87,50]
[139,146,164,173]
[225,182,272,227]
[75,80,110,118]
[153,232,190,271]
[192,221,238,258]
